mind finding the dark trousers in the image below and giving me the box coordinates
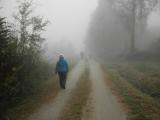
[58,72,67,89]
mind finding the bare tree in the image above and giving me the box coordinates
[112,0,158,55]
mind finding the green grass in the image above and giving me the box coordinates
[59,68,91,120]
[103,63,160,120]
[131,62,160,83]
[6,76,59,120]
[5,64,76,120]
[108,63,160,101]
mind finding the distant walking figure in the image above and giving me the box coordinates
[55,54,69,89]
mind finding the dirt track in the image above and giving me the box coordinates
[26,60,126,120]
[89,61,126,120]
[26,61,85,120]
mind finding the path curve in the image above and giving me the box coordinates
[26,61,85,120]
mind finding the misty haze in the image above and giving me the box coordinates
[0,0,160,120]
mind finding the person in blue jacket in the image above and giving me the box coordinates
[55,54,69,89]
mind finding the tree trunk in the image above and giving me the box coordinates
[130,0,136,55]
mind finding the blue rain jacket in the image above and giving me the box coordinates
[56,57,69,73]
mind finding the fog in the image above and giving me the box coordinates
[86,0,160,61]
[1,1,160,119]
[0,0,98,60]
[1,0,160,61]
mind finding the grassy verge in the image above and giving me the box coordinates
[108,63,160,102]
[103,65,160,120]
[7,76,59,120]
[6,63,77,120]
[59,68,91,120]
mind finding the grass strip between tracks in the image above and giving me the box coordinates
[59,67,91,120]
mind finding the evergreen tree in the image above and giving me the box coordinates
[0,17,20,117]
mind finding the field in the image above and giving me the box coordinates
[103,62,160,120]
